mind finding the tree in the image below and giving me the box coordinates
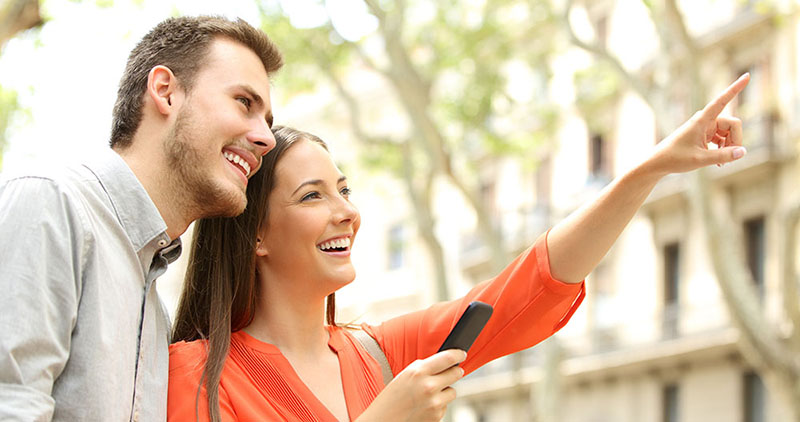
[259,0,563,303]
[0,0,41,170]
[0,0,41,48]
[564,0,800,419]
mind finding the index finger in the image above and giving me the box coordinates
[422,349,467,375]
[700,73,750,120]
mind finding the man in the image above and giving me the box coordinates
[0,16,282,421]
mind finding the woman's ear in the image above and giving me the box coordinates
[255,236,269,257]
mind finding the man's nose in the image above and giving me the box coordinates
[246,120,276,157]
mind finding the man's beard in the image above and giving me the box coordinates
[163,106,247,219]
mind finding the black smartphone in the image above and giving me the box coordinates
[437,301,493,353]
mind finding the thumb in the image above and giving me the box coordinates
[706,146,746,165]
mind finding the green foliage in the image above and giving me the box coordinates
[66,0,113,6]
[258,0,564,202]
[0,84,19,171]
[259,5,357,101]
[359,141,404,174]
[573,61,621,134]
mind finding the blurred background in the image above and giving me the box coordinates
[2,0,800,421]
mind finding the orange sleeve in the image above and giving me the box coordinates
[364,230,585,376]
[168,341,237,422]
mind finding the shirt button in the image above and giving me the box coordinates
[157,239,168,247]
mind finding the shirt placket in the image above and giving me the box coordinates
[131,241,172,421]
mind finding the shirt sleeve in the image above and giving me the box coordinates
[365,231,585,376]
[0,177,87,420]
[168,342,238,422]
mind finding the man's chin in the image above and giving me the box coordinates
[197,189,247,219]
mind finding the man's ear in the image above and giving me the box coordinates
[147,65,179,115]
[255,236,269,257]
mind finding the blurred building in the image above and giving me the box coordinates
[159,1,800,421]
[448,2,800,421]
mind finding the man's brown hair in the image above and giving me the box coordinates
[110,16,283,149]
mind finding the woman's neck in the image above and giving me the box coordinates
[245,273,331,357]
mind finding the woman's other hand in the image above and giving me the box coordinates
[356,349,467,422]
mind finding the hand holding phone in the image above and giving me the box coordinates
[437,301,493,353]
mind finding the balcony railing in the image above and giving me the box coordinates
[462,300,734,384]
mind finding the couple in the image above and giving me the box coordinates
[0,14,749,422]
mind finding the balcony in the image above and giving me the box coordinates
[644,111,792,211]
[454,300,737,398]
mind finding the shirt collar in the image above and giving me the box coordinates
[82,149,171,253]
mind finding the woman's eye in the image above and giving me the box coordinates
[237,97,251,109]
[301,192,321,201]
[340,187,352,197]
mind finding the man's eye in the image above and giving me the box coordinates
[237,97,251,109]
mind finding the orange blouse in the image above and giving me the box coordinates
[168,234,585,421]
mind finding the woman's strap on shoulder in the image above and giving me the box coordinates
[352,329,393,386]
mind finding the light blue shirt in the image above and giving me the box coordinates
[0,150,181,421]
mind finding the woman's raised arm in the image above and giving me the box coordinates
[547,74,750,284]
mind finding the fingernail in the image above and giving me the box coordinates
[732,147,746,159]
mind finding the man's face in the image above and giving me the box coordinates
[165,37,276,218]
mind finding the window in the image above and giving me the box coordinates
[662,383,680,422]
[387,224,406,270]
[589,133,609,179]
[744,216,765,298]
[743,372,766,422]
[663,242,680,338]
[664,243,680,303]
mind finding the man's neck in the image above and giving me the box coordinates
[114,148,192,240]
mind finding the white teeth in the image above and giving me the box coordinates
[318,237,351,251]
[224,151,251,177]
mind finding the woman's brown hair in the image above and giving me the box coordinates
[171,126,336,422]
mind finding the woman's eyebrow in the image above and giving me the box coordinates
[292,179,323,196]
[291,176,348,196]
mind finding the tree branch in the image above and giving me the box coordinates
[663,0,705,109]
[562,0,656,117]
[304,39,395,147]
[0,0,42,50]
[782,205,800,350]
[691,170,800,376]
[400,140,450,301]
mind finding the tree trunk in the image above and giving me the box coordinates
[0,0,42,50]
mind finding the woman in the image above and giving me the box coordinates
[168,75,750,422]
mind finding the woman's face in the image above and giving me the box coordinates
[256,139,360,295]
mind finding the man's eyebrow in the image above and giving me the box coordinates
[238,84,273,127]
[291,176,348,196]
